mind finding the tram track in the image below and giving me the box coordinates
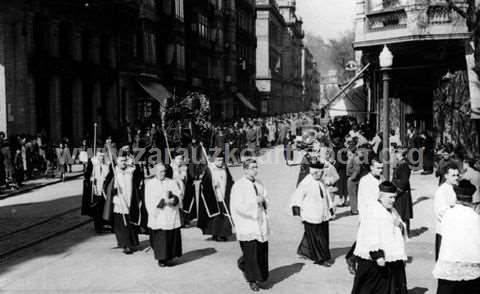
[0,207,91,260]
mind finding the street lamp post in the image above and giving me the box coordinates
[379,45,393,181]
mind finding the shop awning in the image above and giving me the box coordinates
[321,63,370,110]
[236,92,257,111]
[138,79,172,105]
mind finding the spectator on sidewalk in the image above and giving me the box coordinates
[13,149,24,188]
[56,143,67,182]
[79,139,89,172]
[2,140,13,188]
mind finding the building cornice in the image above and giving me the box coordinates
[353,33,470,49]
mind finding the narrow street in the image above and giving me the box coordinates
[0,147,435,294]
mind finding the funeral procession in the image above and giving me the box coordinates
[2,0,480,293]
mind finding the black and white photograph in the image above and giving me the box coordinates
[1,0,480,293]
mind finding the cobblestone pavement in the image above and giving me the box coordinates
[0,147,437,293]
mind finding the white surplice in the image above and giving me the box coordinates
[145,177,182,230]
[433,204,480,281]
[290,174,334,224]
[230,177,270,242]
[354,200,407,262]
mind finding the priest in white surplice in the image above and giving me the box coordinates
[433,179,480,294]
[291,161,335,266]
[351,181,408,294]
[145,163,183,267]
[230,159,270,292]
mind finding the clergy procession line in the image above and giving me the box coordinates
[79,113,480,293]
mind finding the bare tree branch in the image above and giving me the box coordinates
[446,0,468,19]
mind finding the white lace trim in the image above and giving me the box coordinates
[433,260,480,281]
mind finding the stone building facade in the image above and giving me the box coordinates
[0,0,258,143]
[255,0,311,115]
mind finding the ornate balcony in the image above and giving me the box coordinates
[367,8,407,31]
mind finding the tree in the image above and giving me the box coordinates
[445,0,480,123]
[447,0,479,73]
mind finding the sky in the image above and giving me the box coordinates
[296,0,356,40]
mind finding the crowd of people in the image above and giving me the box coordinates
[78,110,480,293]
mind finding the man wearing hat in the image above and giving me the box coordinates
[433,179,480,293]
[351,181,408,294]
[145,163,183,267]
[291,161,335,266]
[434,162,459,260]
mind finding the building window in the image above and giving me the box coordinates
[175,0,184,20]
[137,99,152,121]
[144,32,157,64]
[175,44,185,68]
[198,15,208,38]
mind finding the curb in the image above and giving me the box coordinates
[0,173,84,200]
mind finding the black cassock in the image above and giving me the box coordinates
[392,160,413,232]
[81,159,94,217]
[351,258,407,294]
[198,166,234,238]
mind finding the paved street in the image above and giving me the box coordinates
[0,147,436,294]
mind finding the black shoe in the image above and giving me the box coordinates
[158,261,166,267]
[123,247,134,255]
[350,210,359,215]
[249,282,260,292]
[314,260,333,267]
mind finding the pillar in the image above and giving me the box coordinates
[92,82,102,139]
[49,20,60,58]
[49,76,61,141]
[72,78,83,144]
[72,26,82,62]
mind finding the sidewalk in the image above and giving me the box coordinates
[0,165,84,200]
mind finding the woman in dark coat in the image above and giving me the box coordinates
[392,149,413,234]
